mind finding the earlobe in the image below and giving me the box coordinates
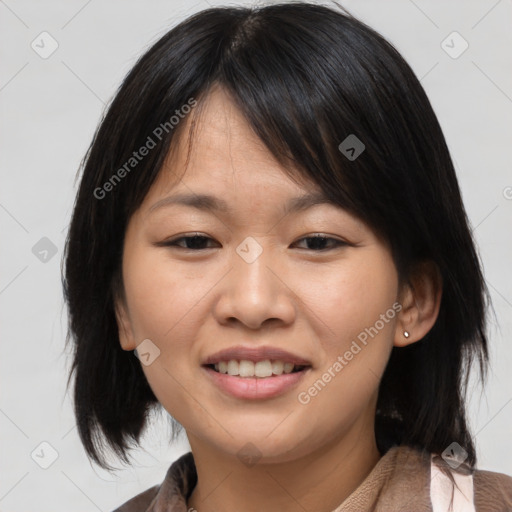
[394,260,443,347]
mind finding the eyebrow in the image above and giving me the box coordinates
[147,191,337,217]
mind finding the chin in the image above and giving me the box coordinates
[199,430,316,466]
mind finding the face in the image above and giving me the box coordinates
[116,86,402,464]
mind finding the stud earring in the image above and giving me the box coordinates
[403,331,410,338]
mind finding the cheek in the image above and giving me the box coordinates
[122,243,206,340]
[300,250,399,415]
[304,250,399,344]
[122,245,208,418]
[294,255,398,432]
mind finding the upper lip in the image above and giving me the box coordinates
[202,345,312,366]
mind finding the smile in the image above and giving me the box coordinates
[202,363,311,400]
[207,359,309,378]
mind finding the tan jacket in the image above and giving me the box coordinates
[112,444,512,511]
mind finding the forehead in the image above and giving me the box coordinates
[142,86,319,206]
[131,88,380,244]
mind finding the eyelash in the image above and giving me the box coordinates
[159,233,347,252]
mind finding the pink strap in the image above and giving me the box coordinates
[430,456,475,511]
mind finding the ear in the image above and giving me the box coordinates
[114,293,137,351]
[394,260,443,347]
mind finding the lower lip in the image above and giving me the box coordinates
[202,365,311,400]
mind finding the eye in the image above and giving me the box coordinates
[292,234,347,251]
[160,233,219,250]
[157,233,347,252]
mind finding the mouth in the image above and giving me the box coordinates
[201,345,313,400]
[201,346,313,399]
[201,360,312,400]
[203,360,311,378]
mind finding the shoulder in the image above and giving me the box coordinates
[111,484,160,512]
[473,467,512,511]
[111,451,197,512]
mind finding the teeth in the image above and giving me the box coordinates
[239,360,256,377]
[272,360,284,374]
[212,359,304,377]
[227,360,239,376]
[283,362,295,374]
[255,361,273,377]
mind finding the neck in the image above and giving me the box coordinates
[186,415,381,512]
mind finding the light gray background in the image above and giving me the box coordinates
[1,0,511,510]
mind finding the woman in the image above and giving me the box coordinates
[62,2,512,510]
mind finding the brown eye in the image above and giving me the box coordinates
[160,233,219,250]
[293,235,346,251]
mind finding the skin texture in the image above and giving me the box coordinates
[115,85,442,512]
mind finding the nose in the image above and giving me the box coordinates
[212,240,296,330]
